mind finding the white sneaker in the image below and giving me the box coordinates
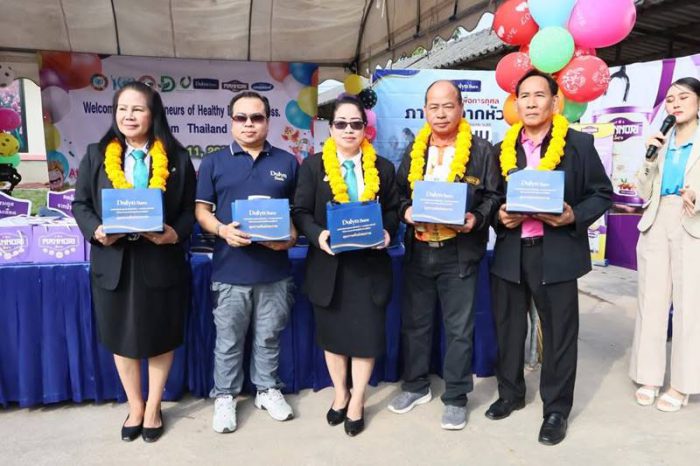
[254,388,294,421]
[212,395,237,433]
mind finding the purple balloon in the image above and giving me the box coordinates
[568,0,636,48]
[0,108,21,131]
[40,68,68,91]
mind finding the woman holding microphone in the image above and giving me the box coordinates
[630,77,700,411]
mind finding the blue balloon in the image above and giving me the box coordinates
[529,0,576,28]
[289,62,317,86]
[285,101,312,130]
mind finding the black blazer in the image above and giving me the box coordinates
[72,143,196,291]
[490,128,613,284]
[292,152,400,308]
[396,135,501,278]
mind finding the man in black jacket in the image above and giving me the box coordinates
[387,80,501,430]
[485,70,612,445]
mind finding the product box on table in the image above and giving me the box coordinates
[232,198,291,242]
[412,181,468,225]
[326,201,384,253]
[0,220,32,264]
[101,188,164,234]
[506,170,565,214]
[30,218,85,263]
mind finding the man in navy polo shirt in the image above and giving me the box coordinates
[195,91,298,433]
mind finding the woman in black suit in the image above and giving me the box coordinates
[72,82,196,442]
[293,97,399,436]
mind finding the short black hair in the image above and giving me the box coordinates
[330,96,367,125]
[671,77,700,98]
[424,80,463,106]
[228,91,271,118]
[515,69,559,97]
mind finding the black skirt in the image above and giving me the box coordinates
[91,242,187,359]
[313,252,387,358]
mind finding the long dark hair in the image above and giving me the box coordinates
[98,81,184,156]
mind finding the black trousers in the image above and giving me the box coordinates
[401,240,477,407]
[491,242,579,418]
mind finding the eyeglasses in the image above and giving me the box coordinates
[331,120,365,131]
[232,113,267,124]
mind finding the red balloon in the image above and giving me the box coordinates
[519,44,530,55]
[40,51,72,77]
[493,0,539,46]
[557,56,611,103]
[267,62,290,82]
[496,52,532,94]
[365,125,377,141]
[64,53,102,90]
[573,46,596,59]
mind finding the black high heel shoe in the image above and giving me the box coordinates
[326,400,350,426]
[121,415,143,442]
[142,409,164,443]
[344,409,365,437]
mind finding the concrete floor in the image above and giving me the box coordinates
[1,265,698,465]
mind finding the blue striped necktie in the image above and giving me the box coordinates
[131,149,149,188]
[342,160,359,202]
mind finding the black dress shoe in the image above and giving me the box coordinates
[121,415,143,442]
[326,401,349,426]
[344,410,365,437]
[484,398,526,420]
[142,410,164,443]
[538,412,567,446]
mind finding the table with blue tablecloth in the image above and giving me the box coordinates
[0,246,497,408]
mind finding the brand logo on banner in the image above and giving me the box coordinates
[222,80,249,92]
[90,73,109,91]
[452,80,482,93]
[0,191,31,218]
[46,189,75,217]
[610,117,643,142]
[193,78,220,90]
[252,82,274,91]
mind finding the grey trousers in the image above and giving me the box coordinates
[209,277,294,398]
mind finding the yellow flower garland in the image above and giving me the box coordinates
[499,114,569,179]
[104,139,170,190]
[322,137,380,203]
[407,119,473,191]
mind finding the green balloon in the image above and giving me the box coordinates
[562,99,588,122]
[0,153,20,168]
[529,27,575,73]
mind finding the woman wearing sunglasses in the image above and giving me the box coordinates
[293,96,399,436]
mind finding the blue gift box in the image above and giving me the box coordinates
[506,170,565,214]
[101,189,164,234]
[232,198,291,241]
[326,201,384,253]
[412,181,468,225]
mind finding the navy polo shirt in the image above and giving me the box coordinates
[196,141,298,285]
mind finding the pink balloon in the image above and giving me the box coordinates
[267,62,290,82]
[568,0,636,48]
[40,68,68,91]
[365,109,377,128]
[0,108,21,131]
[495,52,532,94]
[365,125,377,141]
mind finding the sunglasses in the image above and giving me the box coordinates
[232,113,267,124]
[331,120,365,131]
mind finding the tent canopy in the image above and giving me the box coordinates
[0,0,497,81]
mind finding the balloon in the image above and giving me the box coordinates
[44,122,61,152]
[529,27,575,73]
[359,88,378,109]
[64,53,102,90]
[41,86,72,123]
[40,51,73,82]
[364,109,377,128]
[281,74,305,98]
[529,0,576,28]
[0,133,19,156]
[40,68,68,91]
[503,94,520,126]
[0,153,20,167]
[285,101,312,130]
[267,62,290,82]
[289,62,317,86]
[562,99,588,121]
[310,68,319,87]
[557,56,611,103]
[568,0,636,48]
[519,44,530,55]
[0,108,21,131]
[364,125,377,141]
[495,52,532,94]
[0,64,16,88]
[556,89,566,114]
[344,74,364,95]
[573,46,596,59]
[492,0,539,46]
[297,86,318,117]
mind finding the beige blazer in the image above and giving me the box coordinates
[637,128,700,237]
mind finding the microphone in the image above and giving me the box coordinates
[645,115,676,161]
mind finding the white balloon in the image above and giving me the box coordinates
[282,74,305,98]
[41,86,72,123]
[0,64,16,88]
